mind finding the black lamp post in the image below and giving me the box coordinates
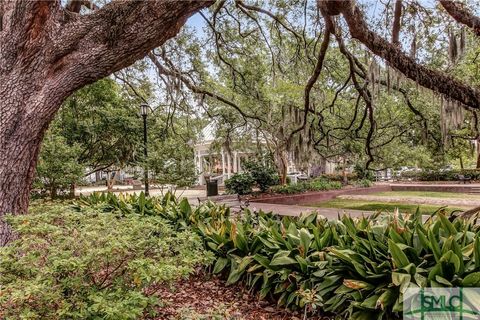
[140,104,149,196]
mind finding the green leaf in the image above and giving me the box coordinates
[428,228,442,262]
[299,228,312,258]
[231,223,248,253]
[226,256,252,285]
[213,257,229,274]
[295,255,308,273]
[435,275,452,286]
[474,236,480,269]
[178,198,192,216]
[388,239,410,268]
[440,250,461,273]
[270,255,297,266]
[392,272,411,293]
[438,212,457,236]
[463,272,480,286]
[253,254,271,269]
[376,289,397,310]
[360,294,380,309]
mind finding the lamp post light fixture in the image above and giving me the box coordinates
[140,104,149,196]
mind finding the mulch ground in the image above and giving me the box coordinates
[153,272,329,320]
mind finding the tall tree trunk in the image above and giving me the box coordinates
[275,149,288,185]
[477,138,480,169]
[69,183,76,199]
[0,91,57,245]
[342,157,348,185]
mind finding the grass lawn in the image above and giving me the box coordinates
[310,198,468,215]
[371,190,480,199]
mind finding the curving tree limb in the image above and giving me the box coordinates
[318,0,480,110]
[440,0,480,37]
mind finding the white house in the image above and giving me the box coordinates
[193,123,346,186]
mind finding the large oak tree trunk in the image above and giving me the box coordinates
[0,82,63,244]
[0,0,213,244]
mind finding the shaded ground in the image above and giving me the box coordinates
[153,272,327,320]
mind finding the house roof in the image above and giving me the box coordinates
[197,122,216,145]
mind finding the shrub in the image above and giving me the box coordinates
[242,160,279,192]
[0,204,211,320]
[308,178,342,191]
[169,206,480,319]
[355,178,373,188]
[400,169,480,181]
[270,182,307,194]
[354,164,374,180]
[34,134,85,199]
[225,173,255,195]
[270,179,341,194]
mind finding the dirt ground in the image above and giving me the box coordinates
[153,272,328,320]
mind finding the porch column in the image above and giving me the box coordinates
[198,152,205,185]
[221,149,225,176]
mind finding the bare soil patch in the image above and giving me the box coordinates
[153,272,328,320]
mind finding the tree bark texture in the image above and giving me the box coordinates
[0,0,213,245]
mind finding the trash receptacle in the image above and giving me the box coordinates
[206,180,218,197]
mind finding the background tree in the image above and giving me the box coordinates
[34,133,85,199]
[53,78,144,182]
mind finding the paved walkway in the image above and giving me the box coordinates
[248,202,371,219]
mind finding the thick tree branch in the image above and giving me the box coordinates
[50,0,214,104]
[440,0,480,37]
[318,0,480,110]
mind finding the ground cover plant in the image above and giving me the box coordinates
[270,178,342,195]
[73,193,480,319]
[400,169,480,181]
[0,200,212,320]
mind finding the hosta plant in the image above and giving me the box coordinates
[73,193,480,319]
